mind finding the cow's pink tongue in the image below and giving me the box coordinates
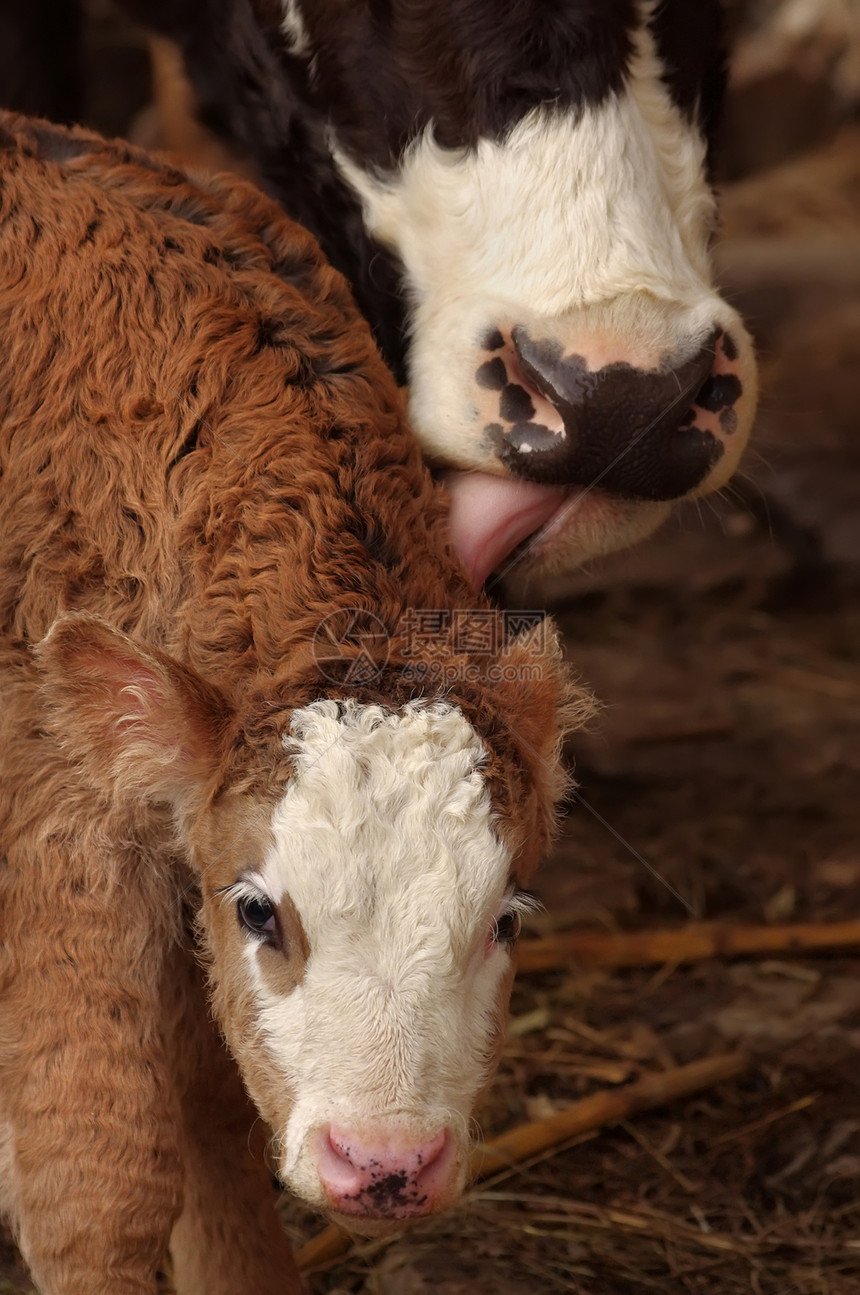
[441,471,567,587]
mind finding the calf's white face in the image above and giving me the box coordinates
[40,618,551,1226]
[210,699,522,1223]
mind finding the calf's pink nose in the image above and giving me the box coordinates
[317,1124,455,1218]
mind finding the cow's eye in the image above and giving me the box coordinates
[492,909,522,946]
[238,893,278,944]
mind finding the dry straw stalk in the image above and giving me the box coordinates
[516,918,860,973]
[298,1050,748,1272]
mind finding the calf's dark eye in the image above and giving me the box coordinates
[493,910,522,945]
[237,894,278,944]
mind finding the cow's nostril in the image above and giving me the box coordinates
[694,370,743,413]
[509,328,573,409]
[328,1131,356,1165]
[414,1128,447,1176]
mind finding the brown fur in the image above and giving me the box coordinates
[0,110,588,1293]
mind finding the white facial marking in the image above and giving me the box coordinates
[331,6,753,492]
[243,699,513,1204]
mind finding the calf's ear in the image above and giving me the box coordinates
[497,622,594,761]
[36,611,232,809]
[493,623,595,865]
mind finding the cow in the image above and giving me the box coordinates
[0,112,586,1294]
[113,0,759,585]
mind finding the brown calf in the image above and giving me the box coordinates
[0,113,586,1294]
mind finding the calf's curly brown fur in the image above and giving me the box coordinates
[0,112,586,1293]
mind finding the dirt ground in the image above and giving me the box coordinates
[2,2,859,1292]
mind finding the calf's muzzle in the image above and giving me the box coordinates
[315,1123,457,1219]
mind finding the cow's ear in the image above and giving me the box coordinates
[36,612,232,809]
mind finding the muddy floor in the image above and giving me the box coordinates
[2,2,859,1292]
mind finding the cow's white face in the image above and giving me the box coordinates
[273,0,757,582]
[207,699,522,1225]
[330,18,756,581]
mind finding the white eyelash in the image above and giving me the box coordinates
[219,876,272,909]
[503,890,544,918]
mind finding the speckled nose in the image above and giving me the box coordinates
[484,325,742,501]
[316,1124,455,1219]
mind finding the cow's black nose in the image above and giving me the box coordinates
[490,326,723,501]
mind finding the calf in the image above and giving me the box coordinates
[119,0,759,583]
[0,113,583,1294]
